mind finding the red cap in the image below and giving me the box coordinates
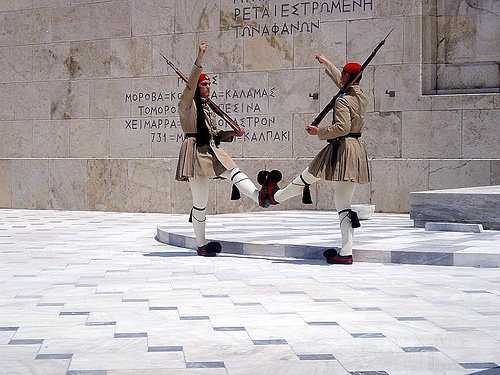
[342,63,362,74]
[198,73,210,83]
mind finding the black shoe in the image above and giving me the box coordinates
[197,241,222,257]
[326,254,353,265]
[323,248,338,260]
[257,170,282,208]
[257,170,270,207]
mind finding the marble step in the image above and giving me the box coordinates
[410,185,500,230]
[156,211,500,268]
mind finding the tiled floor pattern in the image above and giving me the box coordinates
[0,209,499,374]
[157,211,500,267]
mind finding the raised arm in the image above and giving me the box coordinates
[179,43,207,111]
[315,53,342,89]
[194,42,206,68]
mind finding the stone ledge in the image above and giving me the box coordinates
[410,185,500,230]
[425,222,483,233]
[156,211,500,268]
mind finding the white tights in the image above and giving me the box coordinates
[274,167,357,255]
[334,181,356,256]
[189,168,258,247]
[220,168,259,204]
[274,168,320,203]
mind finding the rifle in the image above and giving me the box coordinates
[159,52,241,133]
[311,28,394,127]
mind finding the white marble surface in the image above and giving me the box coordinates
[410,185,500,229]
[0,209,499,374]
[425,222,483,233]
[157,210,500,268]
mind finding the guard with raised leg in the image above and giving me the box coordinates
[258,56,372,264]
[258,32,392,264]
[173,43,261,257]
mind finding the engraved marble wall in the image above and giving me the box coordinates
[12,159,49,209]
[402,111,462,158]
[33,120,69,157]
[492,161,500,185]
[0,1,32,12]
[127,159,171,213]
[463,109,500,158]
[429,160,491,190]
[363,112,402,158]
[0,46,32,82]
[69,119,109,158]
[87,159,128,212]
[0,0,498,214]
[50,80,90,119]
[0,121,33,157]
[371,159,429,212]
[423,0,500,93]
[49,159,87,210]
[0,160,11,207]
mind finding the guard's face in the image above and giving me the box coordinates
[198,80,210,98]
[341,71,350,86]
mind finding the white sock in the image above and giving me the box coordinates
[334,181,357,256]
[274,168,319,203]
[191,206,207,248]
[338,209,354,256]
[189,178,209,248]
[223,168,259,203]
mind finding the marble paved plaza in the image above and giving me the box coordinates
[157,211,500,268]
[1,209,500,375]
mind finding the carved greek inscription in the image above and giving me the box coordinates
[232,0,374,38]
[124,77,288,144]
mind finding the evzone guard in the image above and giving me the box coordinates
[258,30,392,264]
[257,55,370,265]
[171,33,390,261]
[174,43,262,257]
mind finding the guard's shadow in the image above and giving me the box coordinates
[143,248,328,266]
[144,251,197,257]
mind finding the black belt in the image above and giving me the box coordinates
[327,133,361,167]
[184,133,220,147]
[327,132,361,144]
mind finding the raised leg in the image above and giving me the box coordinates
[221,168,259,204]
[274,168,320,203]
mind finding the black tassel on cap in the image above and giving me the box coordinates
[300,175,312,204]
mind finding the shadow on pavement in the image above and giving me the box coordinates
[143,250,329,266]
